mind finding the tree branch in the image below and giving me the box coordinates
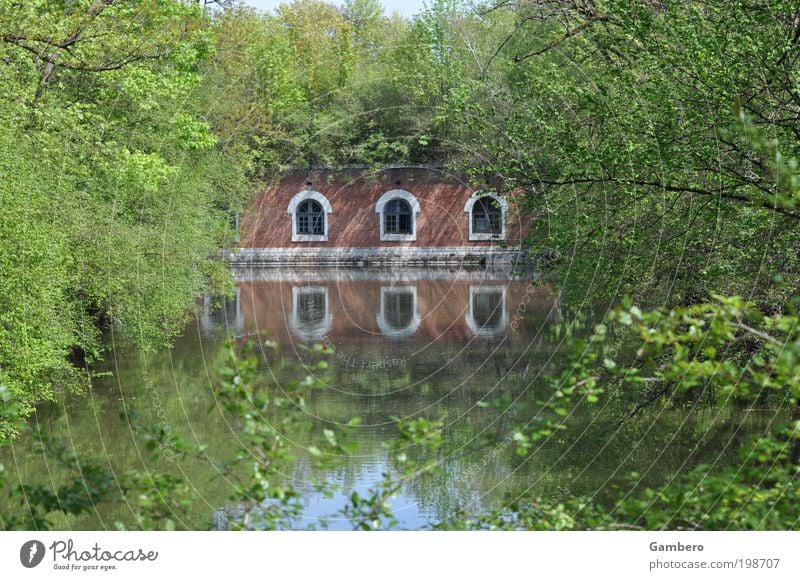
[514,15,610,62]
[534,176,800,221]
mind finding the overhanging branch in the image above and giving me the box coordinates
[514,15,610,62]
[534,176,800,221]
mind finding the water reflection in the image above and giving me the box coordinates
[3,267,776,530]
[466,285,507,338]
[289,286,332,341]
[232,268,556,345]
[199,286,244,338]
[377,286,420,338]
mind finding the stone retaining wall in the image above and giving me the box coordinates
[225,246,522,268]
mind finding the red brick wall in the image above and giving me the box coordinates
[240,168,528,248]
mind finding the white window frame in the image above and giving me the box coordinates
[464,191,508,241]
[289,286,332,342]
[376,285,421,339]
[287,190,332,242]
[375,189,420,242]
[465,285,508,338]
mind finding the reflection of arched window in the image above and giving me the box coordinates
[377,286,420,338]
[465,285,508,338]
[384,290,414,329]
[384,199,412,235]
[289,286,332,341]
[376,190,420,241]
[287,191,332,242]
[298,291,325,325]
[464,192,508,241]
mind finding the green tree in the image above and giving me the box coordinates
[0,0,248,427]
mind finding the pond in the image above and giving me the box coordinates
[2,267,777,530]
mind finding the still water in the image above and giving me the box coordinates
[3,267,775,530]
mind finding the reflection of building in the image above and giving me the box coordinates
[199,287,244,338]
[288,286,332,341]
[230,168,529,267]
[230,269,557,344]
[465,286,508,338]
[376,286,421,339]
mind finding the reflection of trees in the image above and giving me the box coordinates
[402,407,778,526]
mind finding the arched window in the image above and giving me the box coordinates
[297,200,324,235]
[464,192,508,241]
[375,189,420,242]
[472,198,502,235]
[384,199,412,235]
[287,191,332,242]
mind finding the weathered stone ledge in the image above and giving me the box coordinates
[224,246,522,268]
[230,265,523,283]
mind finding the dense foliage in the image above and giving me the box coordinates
[205,0,482,165]
[0,1,248,426]
[446,0,800,306]
[441,297,800,530]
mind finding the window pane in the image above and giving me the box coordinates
[384,198,412,235]
[474,213,488,233]
[489,213,501,233]
[472,198,502,234]
[398,214,411,234]
[311,214,323,235]
[296,199,325,236]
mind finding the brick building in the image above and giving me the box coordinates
[231,166,528,266]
